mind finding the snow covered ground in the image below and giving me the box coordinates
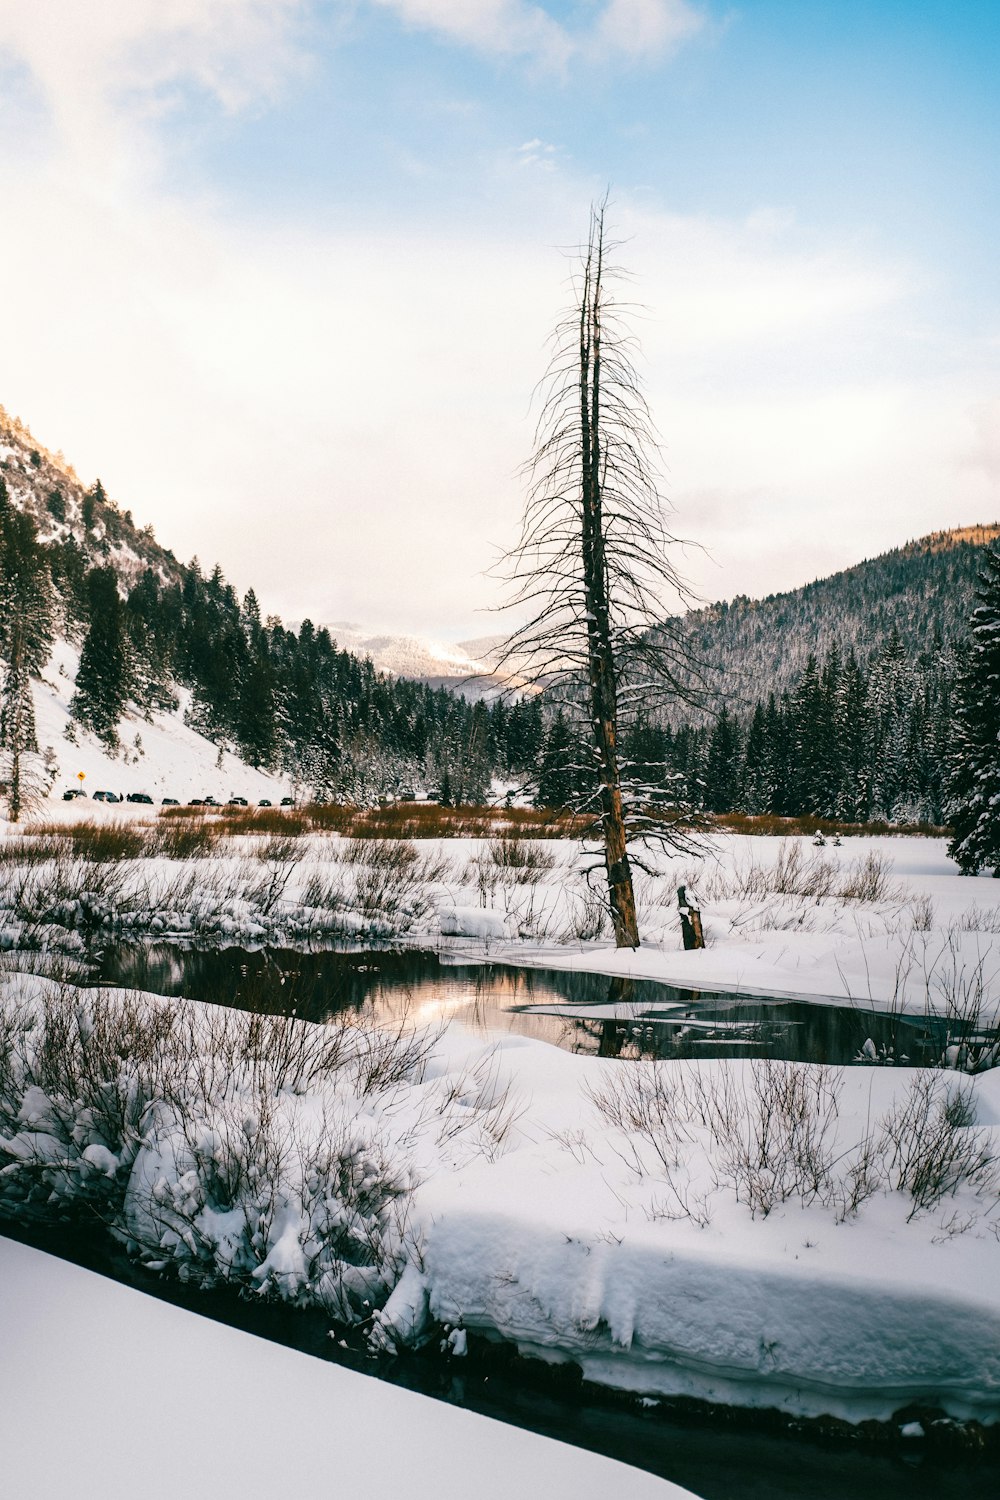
[0,1236,691,1500]
[1,819,999,1432]
[7,808,1000,1025]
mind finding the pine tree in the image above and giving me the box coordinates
[739,701,771,814]
[0,508,54,819]
[536,710,578,809]
[947,546,1000,872]
[704,705,741,813]
[71,566,130,747]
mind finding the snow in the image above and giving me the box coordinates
[2,822,1000,1433]
[0,1236,691,1500]
[34,639,292,806]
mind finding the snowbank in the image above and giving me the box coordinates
[0,1236,690,1500]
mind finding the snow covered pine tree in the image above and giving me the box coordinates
[948,543,1000,873]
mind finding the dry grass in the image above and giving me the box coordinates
[306,802,588,840]
[31,819,149,861]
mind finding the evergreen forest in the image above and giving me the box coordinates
[0,406,994,825]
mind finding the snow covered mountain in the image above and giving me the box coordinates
[316,623,537,700]
[3,398,998,811]
[0,404,183,591]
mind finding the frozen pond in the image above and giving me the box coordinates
[92,942,957,1067]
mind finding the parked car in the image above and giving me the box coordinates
[161,797,180,806]
[280,796,294,806]
[92,790,120,803]
[62,788,87,800]
[127,792,154,805]
[227,796,248,807]
[203,796,220,806]
[188,798,205,806]
[258,799,272,807]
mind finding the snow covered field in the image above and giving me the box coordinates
[5,808,1000,1027]
[0,1236,691,1500]
[1,818,999,1433]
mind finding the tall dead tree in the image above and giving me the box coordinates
[500,201,704,948]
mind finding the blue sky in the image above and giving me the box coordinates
[0,1,997,636]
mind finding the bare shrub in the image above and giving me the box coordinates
[697,1060,844,1218]
[32,819,149,862]
[300,868,347,911]
[306,802,585,841]
[561,886,609,942]
[0,831,67,867]
[0,982,440,1321]
[487,835,556,881]
[588,1059,913,1225]
[772,841,836,899]
[151,818,222,860]
[880,1074,996,1217]
[234,843,299,917]
[957,902,1000,934]
[589,1065,691,1176]
[925,934,1000,1073]
[347,1012,438,1097]
[11,853,133,929]
[589,1065,710,1225]
[908,893,935,932]
[838,850,899,903]
[341,838,444,923]
[217,806,311,837]
[430,1046,523,1161]
[693,841,838,903]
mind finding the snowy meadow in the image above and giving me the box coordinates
[2,806,1000,1446]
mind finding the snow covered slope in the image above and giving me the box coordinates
[35,639,291,806]
[0,1237,693,1500]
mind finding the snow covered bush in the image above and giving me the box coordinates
[879,1073,996,1217]
[589,1057,998,1225]
[0,980,440,1320]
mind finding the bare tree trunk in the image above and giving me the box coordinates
[579,209,639,947]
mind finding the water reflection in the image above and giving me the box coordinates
[90,943,956,1067]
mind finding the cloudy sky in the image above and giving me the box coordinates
[0,1,997,639]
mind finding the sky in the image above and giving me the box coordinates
[0,1,998,640]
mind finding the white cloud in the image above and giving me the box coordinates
[593,0,704,61]
[964,399,1000,484]
[369,0,705,69]
[0,1,313,183]
[368,1,572,67]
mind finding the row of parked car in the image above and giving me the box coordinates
[62,789,295,808]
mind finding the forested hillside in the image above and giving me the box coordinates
[1,404,994,822]
[649,529,1000,824]
[673,524,1000,716]
[0,407,545,802]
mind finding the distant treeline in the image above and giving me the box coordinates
[535,635,956,827]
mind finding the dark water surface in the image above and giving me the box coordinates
[93,941,954,1067]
